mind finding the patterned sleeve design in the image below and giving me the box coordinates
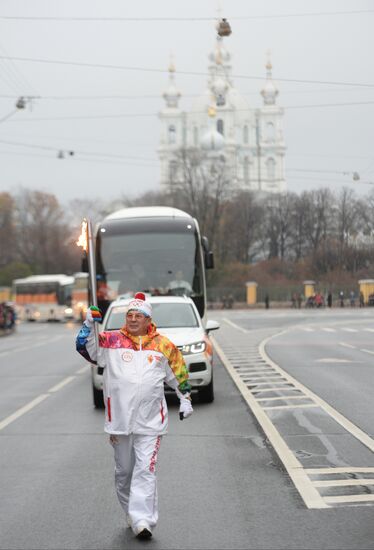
[158,336,191,394]
[76,323,97,365]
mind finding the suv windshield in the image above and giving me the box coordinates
[106,302,199,330]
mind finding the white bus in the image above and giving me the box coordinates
[71,272,89,322]
[83,206,214,322]
[13,274,74,322]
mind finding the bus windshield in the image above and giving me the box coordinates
[96,230,202,300]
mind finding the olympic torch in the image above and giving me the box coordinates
[76,218,99,342]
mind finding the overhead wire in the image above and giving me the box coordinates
[0,9,373,21]
[0,137,158,163]
[3,99,374,123]
[0,54,373,88]
[0,39,37,95]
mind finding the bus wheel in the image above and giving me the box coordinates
[198,376,214,403]
[92,384,104,408]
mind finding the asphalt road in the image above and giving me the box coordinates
[1,313,374,549]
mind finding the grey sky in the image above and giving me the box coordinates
[0,0,372,204]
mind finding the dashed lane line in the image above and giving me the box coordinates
[0,335,66,358]
[223,318,249,333]
[48,376,76,393]
[0,394,50,431]
[0,370,88,431]
[339,342,356,349]
[360,348,374,355]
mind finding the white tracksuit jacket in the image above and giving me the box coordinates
[76,322,190,435]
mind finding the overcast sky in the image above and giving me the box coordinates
[0,0,372,204]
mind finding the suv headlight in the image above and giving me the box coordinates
[180,341,206,355]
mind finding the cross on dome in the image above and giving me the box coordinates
[261,51,279,106]
[163,55,181,109]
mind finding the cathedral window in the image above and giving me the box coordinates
[243,125,249,144]
[169,160,178,181]
[266,122,275,142]
[216,94,225,106]
[243,156,249,183]
[266,157,276,180]
[168,125,176,144]
[217,119,224,135]
[193,127,199,147]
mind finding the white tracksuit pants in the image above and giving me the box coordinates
[112,434,162,532]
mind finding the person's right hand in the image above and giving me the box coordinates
[85,306,102,324]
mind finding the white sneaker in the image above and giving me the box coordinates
[134,521,152,539]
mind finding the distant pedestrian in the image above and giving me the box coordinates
[339,291,345,307]
[349,291,356,307]
[360,292,365,308]
[327,292,332,308]
[265,294,270,309]
[297,294,302,309]
[291,293,297,308]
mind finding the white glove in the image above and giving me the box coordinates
[179,395,193,420]
[84,306,102,326]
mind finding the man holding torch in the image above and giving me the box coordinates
[75,292,193,540]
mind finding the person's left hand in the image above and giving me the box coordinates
[179,395,193,420]
[85,305,102,325]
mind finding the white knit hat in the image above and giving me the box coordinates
[127,292,152,318]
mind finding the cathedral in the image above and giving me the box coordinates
[158,36,286,194]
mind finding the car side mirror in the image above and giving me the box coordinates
[205,319,220,333]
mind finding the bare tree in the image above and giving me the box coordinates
[0,192,16,268]
[14,189,77,273]
[166,148,231,249]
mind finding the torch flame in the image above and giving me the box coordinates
[76,219,88,252]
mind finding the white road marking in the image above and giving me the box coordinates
[244,376,285,382]
[313,479,374,488]
[235,369,274,378]
[324,494,374,504]
[322,328,336,332]
[248,381,291,387]
[223,318,249,333]
[306,467,374,474]
[341,328,358,332]
[360,348,374,355]
[0,394,50,431]
[259,337,374,457]
[0,373,78,431]
[262,403,318,411]
[339,342,356,349]
[76,365,89,374]
[48,376,76,393]
[364,328,374,332]
[212,337,328,510]
[256,395,313,402]
[301,327,314,332]
[315,358,361,364]
[252,386,298,393]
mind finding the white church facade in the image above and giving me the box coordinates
[158,36,286,194]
